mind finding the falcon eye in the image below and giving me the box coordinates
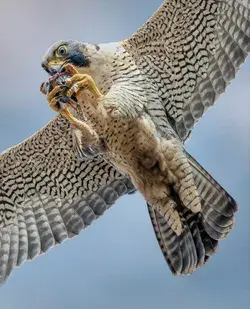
[57,46,67,56]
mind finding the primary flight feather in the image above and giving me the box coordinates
[0,0,249,284]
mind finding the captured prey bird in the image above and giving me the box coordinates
[0,0,249,284]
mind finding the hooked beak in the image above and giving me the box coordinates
[49,65,62,75]
[42,60,68,75]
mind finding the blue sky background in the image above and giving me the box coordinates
[0,1,249,308]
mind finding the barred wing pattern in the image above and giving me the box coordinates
[124,0,250,140]
[0,116,134,284]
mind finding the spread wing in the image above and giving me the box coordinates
[0,115,134,284]
[123,0,250,140]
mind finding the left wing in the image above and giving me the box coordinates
[0,115,134,284]
[123,0,250,140]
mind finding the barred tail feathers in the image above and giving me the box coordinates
[147,151,238,275]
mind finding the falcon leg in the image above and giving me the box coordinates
[47,84,100,146]
[63,64,104,100]
[47,85,67,112]
[61,109,100,145]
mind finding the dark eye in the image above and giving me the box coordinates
[57,46,67,56]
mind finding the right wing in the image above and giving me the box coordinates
[124,0,250,141]
[0,115,134,284]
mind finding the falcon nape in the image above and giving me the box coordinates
[0,0,249,284]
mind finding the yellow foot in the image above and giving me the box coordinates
[47,85,66,112]
[46,84,77,113]
[42,63,101,146]
[63,63,104,99]
[46,83,100,146]
[61,109,100,145]
[46,82,82,130]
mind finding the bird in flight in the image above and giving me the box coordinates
[0,0,249,284]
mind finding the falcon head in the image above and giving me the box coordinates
[41,40,100,75]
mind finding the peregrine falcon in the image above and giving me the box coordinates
[0,0,249,284]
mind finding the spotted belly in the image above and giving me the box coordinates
[98,117,164,180]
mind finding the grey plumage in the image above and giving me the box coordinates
[0,0,249,284]
[0,116,135,283]
[124,0,250,140]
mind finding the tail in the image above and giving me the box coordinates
[147,151,238,275]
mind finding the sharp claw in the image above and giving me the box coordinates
[71,94,77,102]
[62,63,79,76]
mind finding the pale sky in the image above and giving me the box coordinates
[0,1,249,309]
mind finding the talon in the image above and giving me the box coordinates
[60,108,81,127]
[61,63,104,99]
[49,97,65,112]
[62,63,79,76]
[47,85,65,102]
[65,74,103,99]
